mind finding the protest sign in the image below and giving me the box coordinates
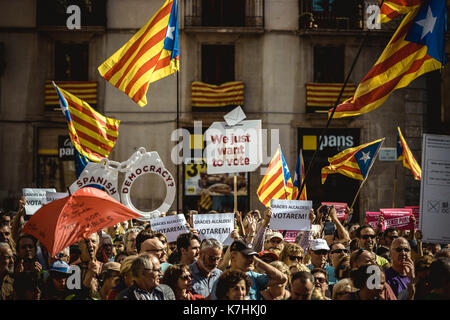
[365,212,382,230]
[193,213,234,245]
[44,192,69,204]
[321,202,348,221]
[270,199,312,231]
[22,188,56,215]
[149,214,189,242]
[420,134,450,243]
[283,230,300,243]
[405,206,420,230]
[204,120,262,174]
[380,208,414,231]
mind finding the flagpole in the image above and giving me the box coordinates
[296,0,386,201]
[234,173,238,212]
[392,162,398,208]
[176,67,180,214]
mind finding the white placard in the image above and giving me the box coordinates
[379,148,397,161]
[149,214,189,243]
[419,134,450,244]
[193,213,235,245]
[44,191,69,204]
[22,188,57,215]
[223,106,246,126]
[204,120,262,174]
[270,199,312,231]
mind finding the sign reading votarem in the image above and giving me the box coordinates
[204,120,262,174]
[420,134,450,244]
[150,214,189,243]
[270,199,312,231]
[193,213,235,245]
[22,188,56,215]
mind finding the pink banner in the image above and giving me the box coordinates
[366,212,382,230]
[283,230,300,243]
[405,206,420,230]
[380,208,414,231]
[321,202,348,221]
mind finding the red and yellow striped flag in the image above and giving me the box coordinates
[257,147,293,207]
[98,0,179,107]
[332,1,444,118]
[379,0,421,23]
[397,126,421,180]
[45,81,97,107]
[192,81,244,111]
[54,83,120,162]
[306,83,356,112]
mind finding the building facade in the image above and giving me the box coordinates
[0,0,448,223]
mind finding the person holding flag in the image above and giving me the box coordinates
[397,126,421,180]
[257,146,293,207]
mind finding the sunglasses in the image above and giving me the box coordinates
[208,255,222,262]
[331,249,349,254]
[289,256,303,262]
[361,234,376,240]
[394,247,410,253]
[313,250,329,255]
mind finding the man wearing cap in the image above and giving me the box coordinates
[41,261,72,300]
[307,239,337,285]
[99,262,121,300]
[211,240,287,300]
[264,231,285,257]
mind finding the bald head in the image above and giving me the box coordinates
[390,237,411,268]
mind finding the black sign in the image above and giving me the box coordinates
[58,135,75,160]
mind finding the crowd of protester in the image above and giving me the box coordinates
[0,197,449,300]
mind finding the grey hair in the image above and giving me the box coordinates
[200,238,223,252]
[125,227,144,242]
[131,254,154,278]
[0,242,11,252]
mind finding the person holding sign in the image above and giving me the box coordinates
[211,240,287,300]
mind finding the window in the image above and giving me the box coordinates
[202,0,245,27]
[55,43,89,81]
[201,44,235,85]
[314,46,344,83]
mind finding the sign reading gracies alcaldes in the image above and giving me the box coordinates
[58,135,75,160]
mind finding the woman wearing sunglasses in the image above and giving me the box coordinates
[279,243,305,268]
[161,264,204,300]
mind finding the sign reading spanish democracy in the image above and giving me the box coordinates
[270,199,312,231]
[149,214,189,242]
[204,120,262,174]
[193,213,235,245]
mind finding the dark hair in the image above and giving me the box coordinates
[215,270,251,300]
[161,264,190,292]
[114,235,124,243]
[429,257,450,289]
[135,229,159,253]
[176,233,200,253]
[350,264,382,289]
[383,227,398,239]
[13,272,40,299]
[311,268,328,282]
[350,239,359,252]
[16,234,37,253]
[356,225,374,238]
[329,241,344,252]
[334,255,351,280]
[291,271,314,284]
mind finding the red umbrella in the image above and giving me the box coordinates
[22,187,142,257]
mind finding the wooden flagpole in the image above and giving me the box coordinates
[234,173,238,212]
[392,162,398,208]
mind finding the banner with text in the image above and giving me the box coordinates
[150,214,189,243]
[205,120,262,174]
[405,206,420,230]
[270,199,312,231]
[23,188,57,215]
[380,208,414,231]
[321,202,348,221]
[193,213,235,245]
[44,191,69,205]
[366,212,381,230]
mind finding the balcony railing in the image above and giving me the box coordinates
[184,0,263,29]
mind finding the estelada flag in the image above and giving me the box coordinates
[98,0,179,107]
[257,147,293,207]
[378,0,421,23]
[53,83,120,162]
[397,126,421,180]
[292,149,307,200]
[322,138,385,184]
[332,0,445,118]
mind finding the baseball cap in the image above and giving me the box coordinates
[230,240,258,256]
[266,231,284,242]
[259,250,279,262]
[50,261,71,274]
[101,262,121,275]
[310,239,330,251]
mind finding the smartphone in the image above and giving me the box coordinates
[324,221,336,236]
